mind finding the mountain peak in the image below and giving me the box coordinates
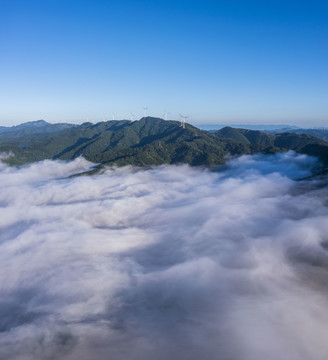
[2,118,328,168]
[19,120,49,127]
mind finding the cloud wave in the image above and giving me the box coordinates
[1,153,328,360]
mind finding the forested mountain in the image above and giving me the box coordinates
[1,117,328,167]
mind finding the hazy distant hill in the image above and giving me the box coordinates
[264,128,328,142]
[1,117,328,167]
[197,124,300,131]
[0,120,76,138]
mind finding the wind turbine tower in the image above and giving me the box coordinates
[112,113,115,121]
[179,114,190,129]
[143,107,148,117]
[130,113,135,121]
[163,111,170,121]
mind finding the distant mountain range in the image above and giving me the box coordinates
[0,120,76,137]
[197,124,301,131]
[1,117,328,168]
[264,128,328,141]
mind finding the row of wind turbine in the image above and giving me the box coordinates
[96,108,191,128]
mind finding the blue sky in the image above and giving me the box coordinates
[1,0,327,126]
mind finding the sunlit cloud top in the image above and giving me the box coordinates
[1,153,328,359]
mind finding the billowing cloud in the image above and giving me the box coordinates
[1,152,328,360]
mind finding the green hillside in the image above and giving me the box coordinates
[1,117,328,167]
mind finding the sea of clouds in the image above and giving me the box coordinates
[1,152,328,360]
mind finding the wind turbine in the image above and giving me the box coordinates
[130,113,135,121]
[143,107,148,117]
[112,113,115,121]
[178,113,190,129]
[163,110,170,121]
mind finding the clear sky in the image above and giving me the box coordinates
[1,0,327,126]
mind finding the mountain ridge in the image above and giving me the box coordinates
[0,120,77,137]
[1,117,328,168]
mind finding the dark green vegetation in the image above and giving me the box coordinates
[1,117,328,168]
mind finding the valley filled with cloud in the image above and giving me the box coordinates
[1,153,328,360]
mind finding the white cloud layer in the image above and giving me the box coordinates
[1,153,328,360]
